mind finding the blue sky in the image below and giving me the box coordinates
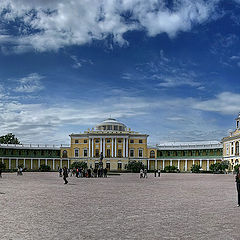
[0,0,240,145]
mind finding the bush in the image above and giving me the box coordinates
[234,164,240,173]
[210,161,229,173]
[39,164,51,172]
[191,164,201,173]
[164,165,178,173]
[0,162,6,171]
[71,161,87,169]
[126,161,145,173]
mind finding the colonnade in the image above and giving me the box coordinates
[147,159,219,171]
[0,158,70,170]
[88,136,129,158]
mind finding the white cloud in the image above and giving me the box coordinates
[193,92,240,115]
[14,73,44,93]
[0,0,220,52]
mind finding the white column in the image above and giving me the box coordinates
[123,138,126,158]
[9,159,11,169]
[31,159,33,169]
[185,160,188,171]
[89,138,91,157]
[68,160,70,169]
[100,138,103,154]
[23,159,26,168]
[111,138,114,157]
[193,160,195,165]
[155,160,157,170]
[147,159,150,170]
[38,159,40,168]
[115,137,117,157]
[53,159,55,170]
[207,160,209,171]
[16,158,18,168]
[163,160,165,170]
[178,160,180,170]
[60,159,63,168]
[214,159,216,164]
[126,138,128,157]
[170,160,172,166]
[1,158,3,164]
[92,138,94,158]
[200,160,202,168]
[103,138,105,157]
[45,159,47,166]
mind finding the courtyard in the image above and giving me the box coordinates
[0,172,239,240]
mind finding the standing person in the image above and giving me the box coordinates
[20,167,23,175]
[63,167,68,184]
[0,168,2,178]
[59,168,62,177]
[144,168,148,178]
[76,168,79,178]
[103,168,107,178]
[140,169,143,178]
[158,169,161,177]
[154,169,157,177]
[236,166,240,206]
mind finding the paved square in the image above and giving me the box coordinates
[0,172,239,240]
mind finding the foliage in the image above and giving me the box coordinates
[234,164,240,173]
[39,164,51,172]
[127,161,145,173]
[210,161,229,173]
[71,161,88,169]
[164,165,178,173]
[0,162,6,170]
[191,164,201,173]
[0,133,20,144]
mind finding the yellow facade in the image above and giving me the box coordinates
[222,113,240,169]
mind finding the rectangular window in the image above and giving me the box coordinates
[107,125,112,130]
[118,149,122,157]
[119,126,123,131]
[139,149,143,157]
[75,140,79,144]
[74,149,79,157]
[106,163,110,170]
[114,126,118,130]
[130,149,134,157]
[118,162,122,170]
[95,139,99,143]
[84,139,87,143]
[107,149,110,157]
[84,149,88,157]
[107,139,111,143]
[139,139,143,143]
[118,139,122,143]
[130,139,134,143]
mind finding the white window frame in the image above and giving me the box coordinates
[138,148,143,158]
[74,148,79,157]
[130,149,134,157]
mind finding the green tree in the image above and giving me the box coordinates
[127,161,144,173]
[71,161,88,169]
[210,161,229,173]
[39,164,51,172]
[191,164,201,173]
[234,164,240,173]
[0,133,20,144]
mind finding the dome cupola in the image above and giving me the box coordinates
[95,118,127,131]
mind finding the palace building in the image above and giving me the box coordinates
[0,117,232,172]
[222,113,240,169]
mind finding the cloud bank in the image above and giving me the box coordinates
[0,0,219,52]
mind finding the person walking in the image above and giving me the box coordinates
[140,169,143,178]
[154,169,157,177]
[236,166,240,207]
[103,168,107,178]
[63,167,68,184]
[144,168,148,178]
[158,169,161,177]
[59,168,62,177]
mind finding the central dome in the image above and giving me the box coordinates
[95,118,127,131]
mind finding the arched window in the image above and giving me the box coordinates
[150,150,155,158]
[62,150,68,158]
[236,142,239,155]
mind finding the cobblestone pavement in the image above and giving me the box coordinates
[0,172,239,240]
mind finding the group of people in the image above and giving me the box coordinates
[17,167,23,176]
[58,167,108,184]
[140,169,148,178]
